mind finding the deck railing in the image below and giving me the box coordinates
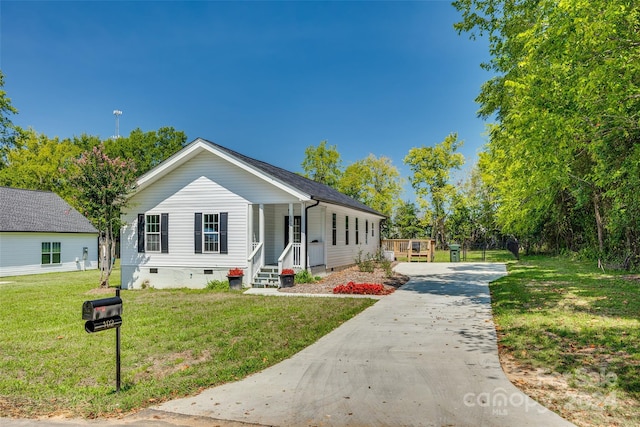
[382,239,436,262]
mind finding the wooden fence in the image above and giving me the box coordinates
[381,239,436,262]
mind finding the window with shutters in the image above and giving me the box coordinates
[146,214,161,252]
[203,213,220,253]
[195,212,228,254]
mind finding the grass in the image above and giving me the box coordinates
[0,266,375,418]
[490,255,640,426]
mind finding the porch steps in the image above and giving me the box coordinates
[252,265,280,288]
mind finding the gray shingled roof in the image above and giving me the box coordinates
[200,138,385,217]
[0,187,98,233]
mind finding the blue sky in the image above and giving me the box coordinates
[1,1,491,200]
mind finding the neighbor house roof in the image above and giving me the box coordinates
[202,138,386,217]
[0,187,98,233]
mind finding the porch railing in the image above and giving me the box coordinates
[278,242,302,273]
[247,242,264,283]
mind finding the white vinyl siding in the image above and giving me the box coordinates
[323,204,383,271]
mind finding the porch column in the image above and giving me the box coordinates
[288,203,293,245]
[301,202,307,270]
[259,204,265,265]
[248,204,254,246]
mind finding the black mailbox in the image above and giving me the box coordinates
[82,296,122,321]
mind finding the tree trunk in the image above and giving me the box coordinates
[593,191,605,254]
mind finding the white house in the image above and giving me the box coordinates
[120,138,386,289]
[0,187,99,277]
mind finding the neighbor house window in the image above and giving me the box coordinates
[345,215,349,245]
[41,242,61,265]
[203,213,220,253]
[355,218,359,245]
[332,213,337,246]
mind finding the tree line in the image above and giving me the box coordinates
[454,0,640,269]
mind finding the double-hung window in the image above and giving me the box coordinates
[195,212,228,254]
[137,213,169,253]
[41,242,61,265]
[203,213,220,253]
[146,214,161,252]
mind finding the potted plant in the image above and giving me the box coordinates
[279,268,295,288]
[227,268,244,290]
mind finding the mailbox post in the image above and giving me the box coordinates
[82,288,122,392]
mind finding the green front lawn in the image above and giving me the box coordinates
[0,267,374,418]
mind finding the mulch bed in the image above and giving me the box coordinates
[278,263,410,294]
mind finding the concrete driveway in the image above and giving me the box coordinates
[150,262,575,427]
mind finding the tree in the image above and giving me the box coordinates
[391,200,426,239]
[338,154,404,220]
[0,71,19,169]
[104,127,187,176]
[0,129,81,196]
[404,133,465,248]
[301,140,342,188]
[63,145,137,287]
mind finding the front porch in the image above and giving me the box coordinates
[246,202,326,286]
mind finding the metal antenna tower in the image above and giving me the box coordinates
[113,110,123,139]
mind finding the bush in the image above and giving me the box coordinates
[206,279,230,291]
[295,269,317,284]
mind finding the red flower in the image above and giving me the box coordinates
[281,269,295,275]
[228,268,243,277]
[332,282,394,295]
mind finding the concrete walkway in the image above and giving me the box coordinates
[150,262,575,427]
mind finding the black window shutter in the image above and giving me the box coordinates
[220,212,228,254]
[194,213,202,254]
[137,214,145,253]
[161,213,169,253]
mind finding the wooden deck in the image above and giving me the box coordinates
[382,239,436,262]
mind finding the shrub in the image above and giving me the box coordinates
[206,279,230,291]
[295,269,317,284]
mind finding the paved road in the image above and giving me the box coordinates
[1,262,575,427]
[151,262,575,427]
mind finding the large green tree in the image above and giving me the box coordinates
[404,133,465,248]
[338,154,404,219]
[454,0,640,267]
[104,127,187,176]
[0,129,81,196]
[301,140,343,188]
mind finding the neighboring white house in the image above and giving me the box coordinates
[120,138,386,289]
[0,187,99,277]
